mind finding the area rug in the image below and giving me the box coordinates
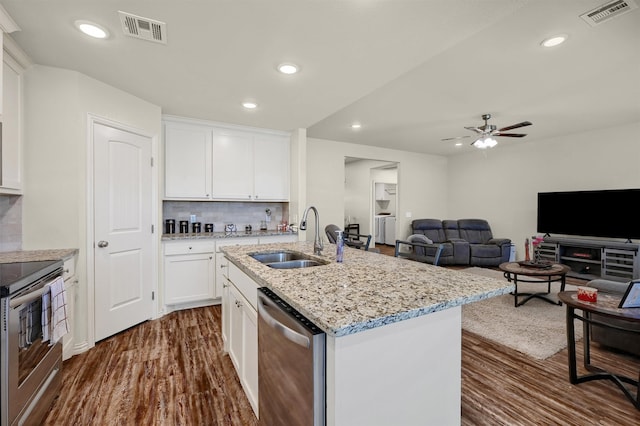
[461,267,582,360]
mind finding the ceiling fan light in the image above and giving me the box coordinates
[485,137,498,148]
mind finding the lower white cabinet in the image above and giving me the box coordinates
[226,262,259,417]
[164,241,215,305]
[62,254,78,360]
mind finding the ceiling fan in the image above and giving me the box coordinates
[444,113,532,149]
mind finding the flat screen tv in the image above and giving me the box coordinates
[537,189,640,240]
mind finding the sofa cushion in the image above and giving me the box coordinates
[457,219,494,244]
[588,279,634,294]
[411,219,447,243]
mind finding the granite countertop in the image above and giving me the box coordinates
[0,248,79,264]
[221,241,514,337]
[162,230,297,241]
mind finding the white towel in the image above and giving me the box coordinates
[41,283,52,343]
[49,276,69,344]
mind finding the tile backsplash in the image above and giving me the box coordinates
[0,195,22,251]
[162,201,290,234]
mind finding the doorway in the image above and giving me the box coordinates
[90,118,156,342]
[344,157,398,249]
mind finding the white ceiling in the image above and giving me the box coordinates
[2,0,639,156]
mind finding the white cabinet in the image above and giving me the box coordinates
[253,134,290,201]
[62,254,78,360]
[0,43,23,194]
[164,121,212,199]
[211,128,254,200]
[226,263,259,417]
[163,116,290,201]
[163,241,215,305]
[211,128,290,201]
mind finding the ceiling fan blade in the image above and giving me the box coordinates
[464,126,483,134]
[441,135,470,141]
[497,121,532,132]
[493,132,527,137]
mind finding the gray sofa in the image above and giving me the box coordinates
[586,279,640,357]
[395,218,511,266]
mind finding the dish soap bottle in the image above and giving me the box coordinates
[336,230,344,263]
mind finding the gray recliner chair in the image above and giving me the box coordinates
[456,219,511,267]
[395,219,456,265]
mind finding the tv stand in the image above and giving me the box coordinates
[535,237,639,282]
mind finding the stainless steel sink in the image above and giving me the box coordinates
[249,251,328,269]
[250,251,309,264]
[266,259,326,269]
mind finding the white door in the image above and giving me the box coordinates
[94,123,153,342]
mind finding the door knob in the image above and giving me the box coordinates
[97,240,109,248]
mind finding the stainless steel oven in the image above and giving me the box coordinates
[1,260,64,426]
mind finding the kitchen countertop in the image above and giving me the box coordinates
[162,230,297,241]
[0,248,78,264]
[221,241,514,337]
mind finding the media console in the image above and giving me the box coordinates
[535,237,640,282]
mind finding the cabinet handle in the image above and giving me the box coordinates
[188,246,192,250]
[220,264,227,268]
[248,195,252,199]
[223,283,229,288]
[209,256,213,260]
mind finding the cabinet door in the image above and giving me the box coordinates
[164,122,212,199]
[253,134,290,201]
[241,300,259,416]
[212,128,254,200]
[1,54,23,193]
[164,252,215,304]
[228,285,244,373]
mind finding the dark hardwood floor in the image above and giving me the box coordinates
[43,271,640,425]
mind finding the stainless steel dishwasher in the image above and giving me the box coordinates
[257,287,326,426]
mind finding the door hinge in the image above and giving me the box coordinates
[152,291,155,301]
[151,224,154,233]
[150,157,154,167]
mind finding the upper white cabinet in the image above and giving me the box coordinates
[163,116,290,201]
[164,122,212,199]
[0,36,24,194]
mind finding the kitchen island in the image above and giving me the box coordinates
[222,241,513,425]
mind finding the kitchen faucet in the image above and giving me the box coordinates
[300,206,323,255]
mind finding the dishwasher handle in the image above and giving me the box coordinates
[258,294,311,349]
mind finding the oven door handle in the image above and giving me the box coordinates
[7,274,64,310]
[258,295,310,348]
[9,286,50,308]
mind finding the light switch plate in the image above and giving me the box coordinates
[405,211,412,218]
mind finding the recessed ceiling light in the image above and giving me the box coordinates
[277,63,299,75]
[351,123,362,130]
[75,20,109,39]
[540,34,568,48]
[242,101,258,109]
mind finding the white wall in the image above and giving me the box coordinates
[22,64,161,352]
[447,122,640,259]
[305,138,448,245]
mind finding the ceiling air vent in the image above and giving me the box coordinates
[579,0,637,26]
[118,11,166,44]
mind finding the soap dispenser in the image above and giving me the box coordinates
[336,230,344,263]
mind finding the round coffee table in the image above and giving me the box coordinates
[499,262,571,307]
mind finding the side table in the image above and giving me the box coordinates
[558,291,640,410]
